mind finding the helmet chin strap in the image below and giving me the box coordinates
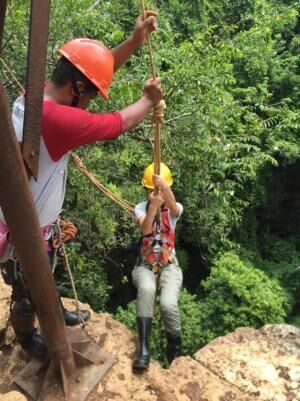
[70,66,82,107]
[71,95,80,107]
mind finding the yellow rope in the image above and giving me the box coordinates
[0,57,24,92]
[152,100,166,175]
[71,153,135,214]
[139,0,165,177]
[140,0,156,79]
[152,99,166,124]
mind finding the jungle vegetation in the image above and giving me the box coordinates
[1,0,299,363]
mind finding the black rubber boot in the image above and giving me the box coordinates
[10,302,48,361]
[132,317,152,373]
[63,309,91,326]
[166,332,182,365]
[18,329,48,361]
[59,297,91,326]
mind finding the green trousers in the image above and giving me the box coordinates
[132,259,183,335]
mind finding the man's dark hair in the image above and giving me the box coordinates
[51,56,98,95]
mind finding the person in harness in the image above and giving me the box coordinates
[132,162,183,372]
[0,10,162,361]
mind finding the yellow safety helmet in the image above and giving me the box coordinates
[142,162,173,189]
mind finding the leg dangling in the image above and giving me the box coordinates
[132,317,152,373]
[166,332,182,365]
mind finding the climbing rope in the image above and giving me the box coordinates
[52,217,86,328]
[152,100,166,172]
[140,2,169,313]
[140,0,166,177]
[140,0,156,78]
[71,153,135,214]
[0,57,24,92]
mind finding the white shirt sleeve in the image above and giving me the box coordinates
[169,202,183,230]
[134,201,148,221]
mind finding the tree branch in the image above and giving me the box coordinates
[143,112,192,128]
[89,0,102,10]
[130,134,154,148]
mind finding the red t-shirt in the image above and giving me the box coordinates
[41,100,124,161]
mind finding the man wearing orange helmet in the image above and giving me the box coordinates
[0,11,162,360]
[132,163,183,372]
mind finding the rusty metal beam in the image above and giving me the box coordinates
[22,0,51,180]
[0,0,8,50]
[0,82,76,380]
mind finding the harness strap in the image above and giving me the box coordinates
[140,205,175,267]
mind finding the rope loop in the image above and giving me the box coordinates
[52,219,77,249]
[151,99,166,124]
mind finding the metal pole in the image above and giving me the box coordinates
[0,0,8,50]
[22,0,51,180]
[0,82,75,377]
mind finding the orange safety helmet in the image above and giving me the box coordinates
[58,38,114,100]
[142,163,173,189]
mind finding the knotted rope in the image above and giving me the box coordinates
[52,219,77,249]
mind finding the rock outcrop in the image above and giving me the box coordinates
[0,276,299,401]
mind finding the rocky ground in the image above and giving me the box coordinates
[0,276,300,401]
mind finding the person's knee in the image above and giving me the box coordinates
[160,298,178,316]
[160,302,181,334]
[138,282,156,299]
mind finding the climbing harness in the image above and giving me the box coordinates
[141,207,175,267]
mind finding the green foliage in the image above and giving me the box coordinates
[175,248,190,272]
[287,315,300,329]
[205,0,256,28]
[58,243,111,311]
[179,289,205,354]
[197,252,290,341]
[260,235,300,304]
